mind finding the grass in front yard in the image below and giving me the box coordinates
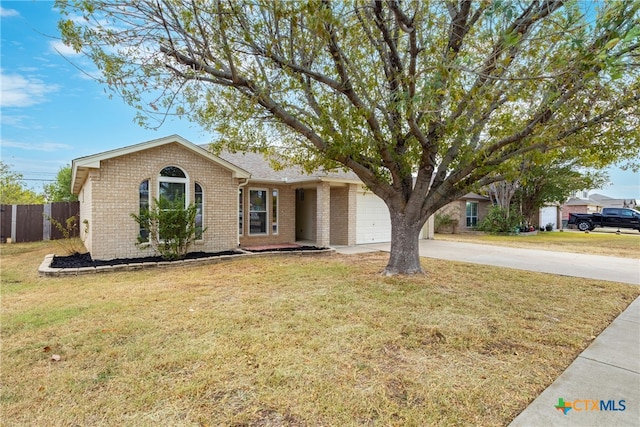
[436,230,640,258]
[1,242,639,426]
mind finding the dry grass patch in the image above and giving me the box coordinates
[1,242,639,426]
[436,230,640,258]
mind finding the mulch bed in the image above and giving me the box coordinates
[50,246,328,268]
[50,251,242,268]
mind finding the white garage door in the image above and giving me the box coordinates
[540,206,557,230]
[356,192,392,244]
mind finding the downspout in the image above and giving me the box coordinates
[238,178,250,247]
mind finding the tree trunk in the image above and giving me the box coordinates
[383,211,424,276]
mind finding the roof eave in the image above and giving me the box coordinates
[70,135,251,192]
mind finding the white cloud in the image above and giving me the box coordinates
[0,69,60,107]
[1,139,72,152]
[0,6,19,18]
[0,114,30,128]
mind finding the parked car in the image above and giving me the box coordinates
[567,207,640,232]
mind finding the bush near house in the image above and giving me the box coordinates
[476,206,525,234]
[434,212,459,234]
[131,196,203,260]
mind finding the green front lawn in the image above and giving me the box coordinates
[1,241,638,425]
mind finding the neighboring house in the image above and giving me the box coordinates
[589,193,638,210]
[435,193,491,233]
[560,197,604,228]
[560,193,638,229]
[71,135,433,260]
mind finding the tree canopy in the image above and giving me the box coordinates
[57,0,640,274]
[515,159,608,224]
[0,162,45,205]
[43,165,78,203]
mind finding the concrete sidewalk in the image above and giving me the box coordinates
[334,240,640,426]
[510,296,640,426]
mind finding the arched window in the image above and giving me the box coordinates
[159,166,187,206]
[139,180,149,242]
[195,182,203,240]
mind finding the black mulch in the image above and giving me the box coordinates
[50,246,329,268]
[50,251,242,269]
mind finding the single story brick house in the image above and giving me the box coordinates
[71,135,433,260]
[434,192,492,233]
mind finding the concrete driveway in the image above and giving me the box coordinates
[347,240,640,285]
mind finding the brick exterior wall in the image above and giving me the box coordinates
[435,198,491,233]
[330,184,356,246]
[81,143,240,260]
[561,204,601,220]
[238,183,296,247]
[316,182,331,247]
[477,200,490,227]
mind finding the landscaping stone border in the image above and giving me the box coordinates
[38,248,336,277]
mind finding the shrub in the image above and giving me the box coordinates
[131,196,204,260]
[476,206,524,234]
[434,212,458,234]
[47,214,87,255]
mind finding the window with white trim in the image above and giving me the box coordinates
[195,182,203,240]
[238,188,244,235]
[249,189,268,235]
[272,189,279,234]
[466,201,478,227]
[159,166,187,207]
[139,179,149,242]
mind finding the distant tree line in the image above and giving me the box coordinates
[0,161,77,204]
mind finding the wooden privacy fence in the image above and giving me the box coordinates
[0,201,79,243]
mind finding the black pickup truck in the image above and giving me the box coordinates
[568,207,640,232]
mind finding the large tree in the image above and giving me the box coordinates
[57,0,640,274]
[516,159,608,224]
[486,154,609,224]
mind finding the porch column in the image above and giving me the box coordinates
[346,184,357,246]
[422,214,435,239]
[316,181,331,247]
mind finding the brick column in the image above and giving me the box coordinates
[316,181,331,247]
[346,184,357,246]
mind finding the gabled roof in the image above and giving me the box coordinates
[460,192,490,201]
[71,135,251,194]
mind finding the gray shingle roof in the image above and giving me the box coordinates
[563,197,604,206]
[460,192,490,201]
[214,150,361,183]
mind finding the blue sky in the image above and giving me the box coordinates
[1,1,638,200]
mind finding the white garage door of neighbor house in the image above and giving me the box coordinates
[540,206,557,229]
[356,192,392,244]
